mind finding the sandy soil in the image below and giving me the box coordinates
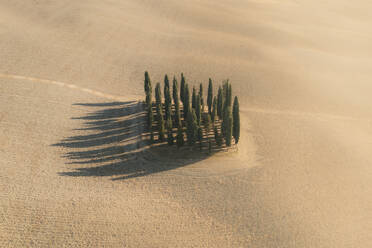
[1,0,371,247]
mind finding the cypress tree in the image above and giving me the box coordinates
[195,95,201,125]
[199,83,204,111]
[144,71,152,107]
[207,78,213,114]
[144,71,151,95]
[176,125,185,148]
[166,117,174,145]
[217,86,223,119]
[156,104,165,142]
[165,87,172,120]
[173,77,181,127]
[184,84,190,119]
[164,75,172,120]
[186,109,197,146]
[223,106,233,146]
[155,83,162,108]
[233,96,240,144]
[164,74,170,93]
[180,73,185,104]
[147,105,153,130]
[211,96,217,122]
[192,86,196,110]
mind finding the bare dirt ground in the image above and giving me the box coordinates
[1,0,372,247]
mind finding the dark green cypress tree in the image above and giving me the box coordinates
[207,78,213,114]
[144,71,152,107]
[156,104,165,142]
[176,124,185,148]
[164,75,172,120]
[195,95,201,125]
[184,84,190,119]
[166,117,174,145]
[173,77,181,127]
[199,83,204,111]
[211,96,217,122]
[233,96,240,144]
[192,86,196,110]
[164,87,172,120]
[144,71,151,95]
[155,83,162,108]
[223,106,233,146]
[217,86,223,119]
[180,73,185,104]
[147,105,153,130]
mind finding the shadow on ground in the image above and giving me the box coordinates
[53,101,210,180]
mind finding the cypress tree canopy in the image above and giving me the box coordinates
[155,83,162,107]
[184,84,190,118]
[217,86,223,119]
[199,83,204,110]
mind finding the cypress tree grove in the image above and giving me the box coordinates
[233,96,240,144]
[180,73,185,104]
[184,84,190,119]
[155,83,162,108]
[199,83,204,111]
[217,86,223,119]
[173,77,181,127]
[211,96,217,122]
[195,95,201,125]
[192,86,196,110]
[207,78,213,114]
[176,124,185,148]
[166,117,174,145]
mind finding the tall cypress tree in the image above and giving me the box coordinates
[147,105,153,130]
[223,106,233,146]
[199,83,204,111]
[155,83,162,108]
[173,77,181,127]
[217,86,223,119]
[195,95,201,125]
[233,96,240,144]
[180,73,185,104]
[192,86,196,110]
[144,71,151,95]
[144,71,152,107]
[184,84,190,119]
[214,126,222,147]
[156,104,165,142]
[164,86,172,120]
[164,74,170,95]
[211,96,217,122]
[207,78,213,114]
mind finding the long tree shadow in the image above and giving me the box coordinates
[53,101,209,181]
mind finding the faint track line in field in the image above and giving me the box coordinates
[0,73,364,122]
[0,73,129,101]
